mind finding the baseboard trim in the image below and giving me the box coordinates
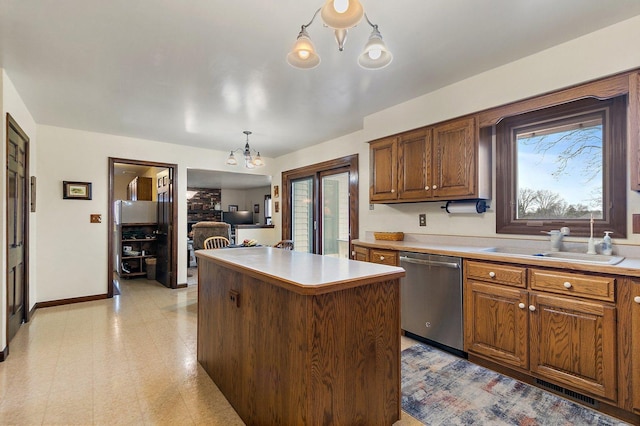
[35,293,108,309]
[0,345,8,362]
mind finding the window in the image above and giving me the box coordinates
[496,96,627,237]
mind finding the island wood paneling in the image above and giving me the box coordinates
[197,257,401,425]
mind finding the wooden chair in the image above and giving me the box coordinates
[274,240,294,250]
[204,236,230,249]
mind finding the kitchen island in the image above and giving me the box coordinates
[196,247,405,425]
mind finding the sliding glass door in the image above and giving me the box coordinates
[283,155,358,257]
[321,172,349,258]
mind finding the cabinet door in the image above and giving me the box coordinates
[631,281,640,412]
[397,129,431,200]
[432,116,476,199]
[369,137,398,202]
[465,280,529,369]
[353,245,369,262]
[530,292,617,401]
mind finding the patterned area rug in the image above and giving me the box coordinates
[401,343,629,425]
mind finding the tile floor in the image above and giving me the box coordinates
[0,275,422,425]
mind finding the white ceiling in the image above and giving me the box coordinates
[2,1,640,159]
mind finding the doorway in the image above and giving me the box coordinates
[4,114,30,358]
[108,158,178,297]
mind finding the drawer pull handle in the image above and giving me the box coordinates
[379,256,385,261]
[634,296,640,304]
[488,271,496,278]
[432,185,438,189]
[563,281,572,289]
[529,305,536,312]
[518,303,525,309]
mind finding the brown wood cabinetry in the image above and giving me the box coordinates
[369,116,489,203]
[369,137,398,201]
[432,117,477,199]
[127,176,153,201]
[352,244,398,266]
[465,262,529,369]
[353,245,369,262]
[464,260,618,403]
[633,280,640,414]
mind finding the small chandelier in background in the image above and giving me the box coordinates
[225,131,264,169]
[286,0,392,70]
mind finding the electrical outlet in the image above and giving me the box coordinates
[229,290,240,308]
[419,214,426,226]
[90,214,102,223]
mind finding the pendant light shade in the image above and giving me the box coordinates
[321,0,364,29]
[286,27,321,69]
[358,26,392,69]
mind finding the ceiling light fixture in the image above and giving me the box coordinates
[225,131,264,169]
[287,0,392,70]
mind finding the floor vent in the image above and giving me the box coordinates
[535,379,598,408]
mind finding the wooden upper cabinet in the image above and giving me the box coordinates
[369,136,398,202]
[398,128,431,200]
[630,72,640,191]
[369,115,490,204]
[127,176,153,201]
[432,117,476,198]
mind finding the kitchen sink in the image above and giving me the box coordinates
[481,247,625,265]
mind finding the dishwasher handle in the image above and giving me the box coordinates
[399,256,460,269]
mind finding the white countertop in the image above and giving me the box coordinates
[196,247,405,294]
[353,236,640,277]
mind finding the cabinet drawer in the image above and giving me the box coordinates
[529,269,615,302]
[466,261,526,288]
[370,249,398,266]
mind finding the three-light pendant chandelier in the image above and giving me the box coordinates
[286,0,392,70]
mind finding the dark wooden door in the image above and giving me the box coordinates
[6,114,29,344]
[156,170,172,287]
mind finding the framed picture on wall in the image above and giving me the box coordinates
[229,205,238,212]
[63,181,92,200]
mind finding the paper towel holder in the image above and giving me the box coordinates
[442,199,489,214]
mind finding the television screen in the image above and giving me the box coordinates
[223,211,254,225]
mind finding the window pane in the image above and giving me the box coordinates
[515,117,603,220]
[321,172,350,258]
[292,178,313,253]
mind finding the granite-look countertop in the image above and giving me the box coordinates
[353,235,640,278]
[196,246,405,294]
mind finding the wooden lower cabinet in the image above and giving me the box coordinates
[353,245,369,262]
[465,280,529,369]
[529,292,617,401]
[631,279,640,414]
[464,260,618,404]
[352,244,398,266]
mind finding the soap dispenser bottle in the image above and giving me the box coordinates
[602,231,613,256]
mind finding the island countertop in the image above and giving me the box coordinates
[196,246,405,295]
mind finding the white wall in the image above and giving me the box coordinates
[276,15,640,249]
[35,124,277,302]
[1,69,38,351]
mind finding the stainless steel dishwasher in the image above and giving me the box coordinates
[399,251,464,356]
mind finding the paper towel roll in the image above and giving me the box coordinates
[444,200,488,214]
